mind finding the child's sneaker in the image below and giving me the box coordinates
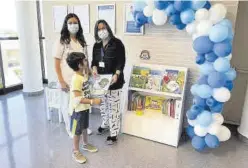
[106,136,117,145]
[72,151,87,164]
[97,126,108,135]
[82,144,98,153]
[87,128,93,135]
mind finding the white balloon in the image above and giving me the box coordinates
[212,113,224,125]
[188,119,197,126]
[194,125,208,137]
[213,87,231,103]
[209,4,227,24]
[143,5,154,17]
[152,9,167,26]
[145,0,155,8]
[196,20,213,36]
[216,126,231,142]
[208,123,221,135]
[226,54,232,61]
[195,8,209,21]
[186,22,197,35]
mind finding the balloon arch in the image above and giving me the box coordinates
[132,0,236,151]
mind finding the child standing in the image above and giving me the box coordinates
[66,52,101,164]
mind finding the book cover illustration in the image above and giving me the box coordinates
[90,74,112,96]
[129,66,150,89]
[145,96,166,112]
[146,70,162,91]
[161,70,185,94]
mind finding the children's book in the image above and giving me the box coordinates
[145,70,162,91]
[145,96,165,112]
[90,75,112,96]
[129,66,150,89]
[161,69,185,94]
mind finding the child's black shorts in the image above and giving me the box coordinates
[70,110,89,136]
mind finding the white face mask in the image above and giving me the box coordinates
[67,23,79,35]
[98,29,109,40]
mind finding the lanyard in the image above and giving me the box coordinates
[100,47,104,61]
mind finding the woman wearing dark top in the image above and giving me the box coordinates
[91,20,126,145]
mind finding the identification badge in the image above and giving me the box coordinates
[99,62,105,68]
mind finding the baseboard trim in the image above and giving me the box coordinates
[23,89,44,97]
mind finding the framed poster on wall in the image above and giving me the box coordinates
[52,5,68,32]
[97,4,116,34]
[72,5,90,34]
[124,3,144,35]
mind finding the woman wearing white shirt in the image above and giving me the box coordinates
[54,13,92,136]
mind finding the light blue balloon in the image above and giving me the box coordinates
[214,58,231,73]
[165,4,177,16]
[197,84,213,99]
[191,84,199,96]
[199,62,215,75]
[133,0,147,12]
[180,9,195,24]
[209,24,229,43]
[191,0,207,10]
[196,110,213,127]
[225,68,237,81]
[219,19,232,29]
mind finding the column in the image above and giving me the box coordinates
[15,1,43,94]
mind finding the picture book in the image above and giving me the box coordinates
[91,74,112,96]
[145,70,162,91]
[129,66,150,89]
[145,96,166,112]
[161,69,185,94]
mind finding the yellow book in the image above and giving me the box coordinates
[145,96,166,112]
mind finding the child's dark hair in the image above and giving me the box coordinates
[66,52,86,71]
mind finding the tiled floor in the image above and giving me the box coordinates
[0,91,248,168]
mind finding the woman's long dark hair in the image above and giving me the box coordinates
[94,20,114,42]
[60,13,86,47]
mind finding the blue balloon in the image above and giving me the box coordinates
[169,14,181,25]
[203,1,211,10]
[219,19,232,29]
[197,84,213,99]
[192,136,206,151]
[196,54,205,65]
[135,12,148,25]
[193,36,214,54]
[191,105,203,115]
[186,110,198,120]
[207,71,227,88]
[224,80,234,91]
[193,96,207,108]
[154,0,170,10]
[205,134,220,148]
[227,28,234,41]
[209,24,229,43]
[225,68,237,81]
[176,23,186,30]
[197,110,213,127]
[174,0,191,12]
[205,52,218,62]
[206,97,218,107]
[213,41,232,57]
[191,0,206,10]
[133,10,139,19]
[135,21,143,28]
[198,75,208,85]
[147,16,153,24]
[199,62,215,75]
[186,126,195,139]
[180,9,195,24]
[133,0,147,11]
[214,58,231,73]
[191,84,199,96]
[165,4,177,16]
[210,103,223,113]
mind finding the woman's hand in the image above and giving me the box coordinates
[111,74,118,85]
[93,98,102,105]
[60,81,70,92]
[92,66,98,78]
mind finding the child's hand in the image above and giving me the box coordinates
[93,98,102,105]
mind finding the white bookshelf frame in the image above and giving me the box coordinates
[121,63,188,147]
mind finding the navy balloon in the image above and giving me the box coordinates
[192,136,206,151]
[174,0,191,12]
[224,80,234,91]
[154,0,170,10]
[169,14,181,25]
[186,126,195,139]
[203,1,211,10]
[135,12,148,25]
[207,71,227,88]
[213,41,232,57]
[205,52,218,62]
[205,134,220,148]
[191,0,206,10]
[180,9,195,24]
[176,23,186,30]
[193,96,207,107]
[198,75,208,85]
[206,97,217,107]
[210,103,224,113]
[193,36,214,54]
[165,4,177,16]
